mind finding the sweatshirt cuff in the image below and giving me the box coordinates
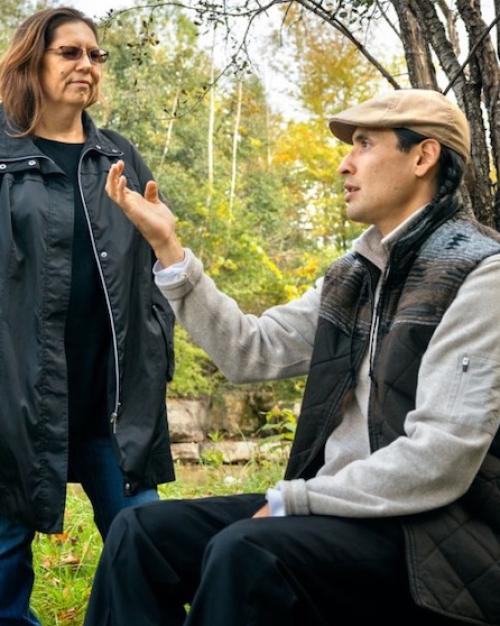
[154,248,204,300]
[277,479,310,515]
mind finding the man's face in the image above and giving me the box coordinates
[337,127,424,235]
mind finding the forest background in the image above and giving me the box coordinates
[1,0,387,417]
[5,0,499,419]
[4,1,500,623]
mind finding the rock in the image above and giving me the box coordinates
[171,442,201,462]
[201,440,259,463]
[258,440,292,463]
[167,398,209,443]
[207,391,260,435]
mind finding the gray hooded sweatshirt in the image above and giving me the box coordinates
[155,218,500,517]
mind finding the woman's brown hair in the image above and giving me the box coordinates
[0,7,99,136]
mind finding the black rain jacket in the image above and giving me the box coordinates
[0,107,175,533]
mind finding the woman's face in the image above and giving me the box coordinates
[40,20,102,113]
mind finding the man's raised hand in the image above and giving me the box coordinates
[106,161,184,267]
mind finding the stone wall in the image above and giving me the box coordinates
[167,393,294,463]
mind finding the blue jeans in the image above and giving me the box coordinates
[0,438,159,625]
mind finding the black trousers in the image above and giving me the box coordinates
[84,493,461,626]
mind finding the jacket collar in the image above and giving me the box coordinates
[0,105,122,161]
[353,196,461,273]
[353,206,428,271]
[390,195,461,270]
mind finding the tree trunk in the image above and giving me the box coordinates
[396,0,492,224]
[158,88,180,170]
[495,0,500,59]
[392,0,437,89]
[456,0,500,227]
[436,0,460,56]
[229,80,243,218]
[264,75,272,169]
[207,27,216,209]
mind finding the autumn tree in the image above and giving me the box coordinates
[123,0,499,228]
[90,3,385,399]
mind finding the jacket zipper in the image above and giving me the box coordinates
[77,148,121,433]
[4,151,122,432]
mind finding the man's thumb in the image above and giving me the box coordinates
[144,180,159,203]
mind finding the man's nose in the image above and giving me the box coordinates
[337,152,354,175]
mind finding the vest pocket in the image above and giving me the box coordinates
[448,354,500,433]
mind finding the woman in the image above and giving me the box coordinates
[0,7,175,624]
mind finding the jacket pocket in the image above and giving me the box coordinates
[152,303,175,382]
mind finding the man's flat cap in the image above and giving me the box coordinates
[329,89,470,161]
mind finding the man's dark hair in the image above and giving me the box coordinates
[393,128,465,203]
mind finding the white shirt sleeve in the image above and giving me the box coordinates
[153,249,190,285]
[266,487,286,516]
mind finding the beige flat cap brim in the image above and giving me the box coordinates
[329,89,471,162]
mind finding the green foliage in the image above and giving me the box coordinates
[258,406,298,457]
[200,430,226,467]
[31,488,103,625]
[200,446,225,468]
[167,326,220,398]
[91,3,373,398]
[207,430,225,443]
[0,2,383,401]
[260,407,297,441]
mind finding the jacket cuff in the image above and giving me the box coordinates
[277,479,310,515]
[155,248,204,300]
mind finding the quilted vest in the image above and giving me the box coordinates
[285,198,500,624]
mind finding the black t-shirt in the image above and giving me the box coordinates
[34,137,112,445]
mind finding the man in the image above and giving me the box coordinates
[85,90,500,626]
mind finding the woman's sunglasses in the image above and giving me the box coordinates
[45,45,109,65]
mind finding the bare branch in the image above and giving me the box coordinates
[295,0,401,88]
[374,0,401,42]
[444,12,500,94]
[279,1,295,46]
[495,0,500,59]
[435,0,460,55]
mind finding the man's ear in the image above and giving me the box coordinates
[415,139,441,178]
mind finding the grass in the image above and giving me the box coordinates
[31,460,285,625]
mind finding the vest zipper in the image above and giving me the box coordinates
[367,263,391,450]
[77,149,121,433]
[368,264,390,382]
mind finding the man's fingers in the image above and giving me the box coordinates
[106,162,165,224]
[106,161,133,209]
[114,160,125,176]
[106,161,125,195]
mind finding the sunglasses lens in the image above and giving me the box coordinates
[60,46,83,61]
[52,46,108,64]
[90,49,109,64]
